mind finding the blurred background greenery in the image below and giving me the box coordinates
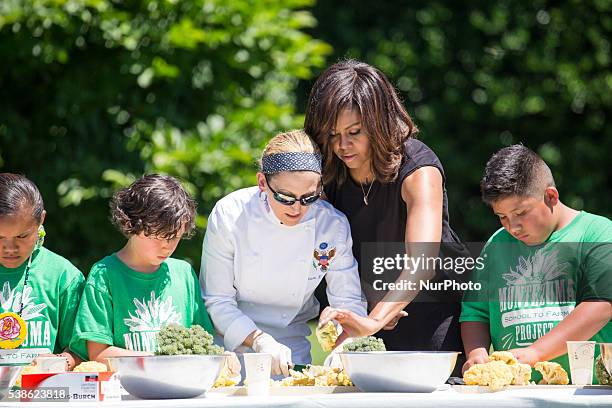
[1,0,610,273]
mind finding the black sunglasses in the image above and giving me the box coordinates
[265,175,322,206]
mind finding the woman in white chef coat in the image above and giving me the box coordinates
[200,129,366,376]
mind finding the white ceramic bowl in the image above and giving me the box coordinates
[339,351,459,392]
[107,355,225,399]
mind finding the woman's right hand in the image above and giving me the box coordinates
[319,307,409,344]
[318,307,383,342]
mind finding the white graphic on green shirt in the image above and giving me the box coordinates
[0,282,51,348]
[498,247,575,348]
[502,247,569,286]
[122,291,181,352]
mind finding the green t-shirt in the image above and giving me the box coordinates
[0,247,85,365]
[461,211,612,381]
[71,254,214,360]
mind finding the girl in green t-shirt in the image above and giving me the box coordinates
[71,174,216,363]
[0,173,85,370]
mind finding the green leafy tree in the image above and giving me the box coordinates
[0,0,331,269]
[307,0,611,240]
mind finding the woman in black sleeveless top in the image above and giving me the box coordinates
[304,60,468,360]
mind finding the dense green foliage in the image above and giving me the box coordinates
[0,1,610,273]
[0,0,330,269]
[308,0,611,239]
[156,323,223,355]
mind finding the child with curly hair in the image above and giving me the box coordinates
[71,174,214,362]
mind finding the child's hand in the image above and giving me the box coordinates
[509,347,540,366]
[462,349,489,374]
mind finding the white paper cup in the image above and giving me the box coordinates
[567,341,596,385]
[244,353,272,396]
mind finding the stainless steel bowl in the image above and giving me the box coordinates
[339,351,459,392]
[107,355,225,399]
[0,366,22,399]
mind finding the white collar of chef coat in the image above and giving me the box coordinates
[255,188,316,230]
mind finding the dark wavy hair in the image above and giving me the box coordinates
[481,144,555,205]
[0,173,44,222]
[304,59,418,185]
[110,174,197,239]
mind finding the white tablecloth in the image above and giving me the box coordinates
[2,387,612,408]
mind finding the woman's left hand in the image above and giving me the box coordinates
[382,311,408,330]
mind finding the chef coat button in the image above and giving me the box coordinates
[291,292,296,297]
[282,313,287,318]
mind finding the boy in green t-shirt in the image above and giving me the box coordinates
[71,174,215,362]
[0,173,85,369]
[461,145,612,378]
